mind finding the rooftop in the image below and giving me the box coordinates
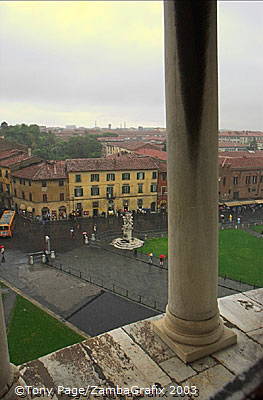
[12,160,67,180]
[66,156,158,172]
[19,288,263,400]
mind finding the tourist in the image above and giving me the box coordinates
[0,246,5,263]
[159,254,166,267]
[70,227,75,239]
[148,252,153,264]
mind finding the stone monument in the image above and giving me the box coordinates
[111,212,144,250]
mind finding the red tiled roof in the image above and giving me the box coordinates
[0,154,34,167]
[66,156,158,172]
[0,149,23,161]
[219,156,263,169]
[135,148,167,161]
[12,161,67,180]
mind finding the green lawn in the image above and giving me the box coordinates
[139,230,263,287]
[7,295,85,365]
[251,225,263,234]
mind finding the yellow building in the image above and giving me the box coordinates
[66,156,158,216]
[0,149,40,209]
[11,160,69,219]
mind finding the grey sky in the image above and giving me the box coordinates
[0,1,262,130]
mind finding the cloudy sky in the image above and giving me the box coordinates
[0,1,262,130]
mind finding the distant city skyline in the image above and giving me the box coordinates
[0,1,262,130]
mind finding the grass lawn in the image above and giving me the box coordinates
[139,230,263,287]
[7,295,85,365]
[251,225,263,234]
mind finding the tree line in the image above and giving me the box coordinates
[0,122,103,160]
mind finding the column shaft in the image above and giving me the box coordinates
[153,0,237,362]
[0,295,13,399]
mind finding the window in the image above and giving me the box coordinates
[91,174,100,182]
[106,186,114,198]
[137,172,145,180]
[22,191,25,200]
[5,171,8,178]
[75,174,81,183]
[152,171,157,179]
[14,189,17,197]
[42,181,47,187]
[122,185,130,194]
[29,193,32,201]
[137,199,143,208]
[252,176,257,184]
[161,186,167,195]
[222,177,226,186]
[6,184,10,194]
[13,178,16,184]
[233,176,238,185]
[92,201,99,208]
[74,187,83,197]
[151,183,157,192]
[60,193,65,201]
[107,173,115,181]
[245,176,251,184]
[233,191,239,200]
[260,176,263,183]
[19,179,22,185]
[59,180,64,186]
[91,186,99,196]
[28,180,31,186]
[138,183,143,193]
[43,194,48,202]
[161,172,167,180]
[23,179,26,185]
[122,173,130,180]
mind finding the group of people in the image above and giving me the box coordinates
[133,249,166,267]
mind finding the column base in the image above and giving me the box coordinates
[0,364,29,400]
[152,318,237,363]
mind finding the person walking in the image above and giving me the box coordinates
[159,254,166,267]
[70,227,75,239]
[0,246,5,263]
[148,252,153,264]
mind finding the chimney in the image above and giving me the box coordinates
[28,147,32,157]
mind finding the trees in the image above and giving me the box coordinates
[1,123,102,160]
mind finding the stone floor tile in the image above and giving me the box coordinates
[243,289,263,306]
[246,327,263,345]
[160,356,197,383]
[218,293,263,332]
[189,356,218,372]
[123,319,175,363]
[212,328,263,375]
[182,364,234,400]
[81,328,171,388]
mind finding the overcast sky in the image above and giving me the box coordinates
[0,1,262,130]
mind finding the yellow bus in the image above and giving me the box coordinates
[0,210,15,238]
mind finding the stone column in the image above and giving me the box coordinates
[153,0,237,362]
[0,294,19,400]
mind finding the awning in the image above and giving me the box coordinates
[27,206,33,212]
[19,204,26,210]
[224,200,259,207]
[254,199,263,204]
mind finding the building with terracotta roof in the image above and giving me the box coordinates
[11,160,68,219]
[66,156,158,216]
[219,153,263,202]
[0,146,41,209]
